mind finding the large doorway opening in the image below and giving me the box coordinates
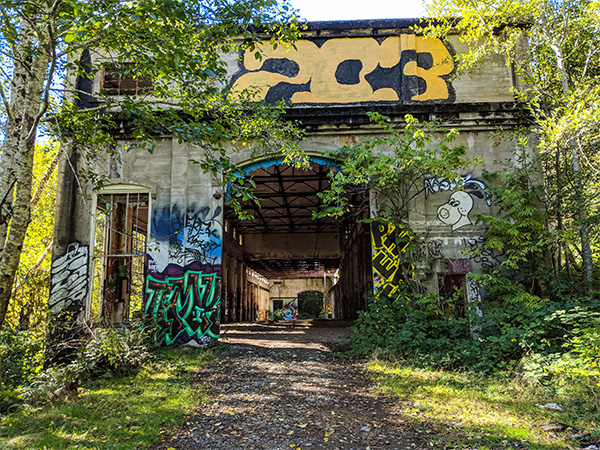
[221,159,372,323]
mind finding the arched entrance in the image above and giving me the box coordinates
[220,158,372,323]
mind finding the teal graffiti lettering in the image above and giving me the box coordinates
[145,271,221,345]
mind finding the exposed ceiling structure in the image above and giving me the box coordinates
[245,258,340,280]
[224,161,339,235]
[224,160,342,279]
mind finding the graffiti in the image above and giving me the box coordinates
[283,299,298,321]
[463,236,504,268]
[437,191,474,232]
[425,175,491,232]
[466,278,482,304]
[145,270,221,345]
[371,220,413,301]
[49,242,89,314]
[447,258,472,273]
[414,239,444,260]
[149,204,222,273]
[146,204,222,345]
[424,174,491,206]
[230,35,455,105]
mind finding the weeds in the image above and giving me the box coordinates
[0,346,217,449]
[368,358,598,450]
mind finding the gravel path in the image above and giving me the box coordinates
[152,322,435,450]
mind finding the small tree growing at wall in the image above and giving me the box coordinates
[317,113,480,223]
[316,112,481,291]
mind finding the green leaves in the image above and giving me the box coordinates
[316,113,480,224]
[424,0,600,293]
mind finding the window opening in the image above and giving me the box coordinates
[92,192,149,324]
[438,273,466,318]
[102,63,154,96]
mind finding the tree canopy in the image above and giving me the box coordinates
[423,0,600,292]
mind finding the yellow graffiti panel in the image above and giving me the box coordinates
[231,35,455,104]
[292,37,400,103]
[371,220,414,301]
[233,39,316,95]
[402,36,454,101]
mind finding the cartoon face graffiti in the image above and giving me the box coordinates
[437,191,474,232]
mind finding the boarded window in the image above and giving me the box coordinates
[92,192,149,323]
[102,63,153,96]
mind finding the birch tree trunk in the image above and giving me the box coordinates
[0,17,52,326]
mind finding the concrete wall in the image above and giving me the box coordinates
[270,278,332,299]
[269,278,335,320]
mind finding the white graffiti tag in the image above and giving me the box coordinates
[49,242,89,313]
[424,174,491,206]
[437,191,474,232]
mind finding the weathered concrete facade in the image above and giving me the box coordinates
[52,20,525,344]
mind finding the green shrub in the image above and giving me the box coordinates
[341,284,587,373]
[0,328,44,390]
[522,308,600,409]
[23,321,153,403]
[0,389,22,414]
[81,323,153,378]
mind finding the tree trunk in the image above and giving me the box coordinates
[548,31,594,294]
[0,19,51,327]
[0,24,35,252]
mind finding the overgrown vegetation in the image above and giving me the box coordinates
[0,344,218,449]
[368,358,599,449]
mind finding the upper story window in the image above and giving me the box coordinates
[102,63,153,96]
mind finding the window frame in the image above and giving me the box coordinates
[87,184,153,321]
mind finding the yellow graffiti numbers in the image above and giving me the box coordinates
[402,36,454,101]
[232,35,454,104]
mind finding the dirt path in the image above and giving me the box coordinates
[153,322,435,450]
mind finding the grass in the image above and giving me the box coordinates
[367,358,600,450]
[0,346,219,449]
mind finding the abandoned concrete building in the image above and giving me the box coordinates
[50,19,524,345]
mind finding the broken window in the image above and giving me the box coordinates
[92,191,149,324]
[102,63,154,96]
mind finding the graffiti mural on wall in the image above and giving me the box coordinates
[437,191,475,232]
[146,204,222,345]
[283,299,298,321]
[149,205,222,273]
[414,238,444,260]
[424,175,490,232]
[48,242,89,314]
[424,174,490,205]
[371,220,413,301]
[145,271,221,346]
[230,35,455,104]
[463,236,505,268]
